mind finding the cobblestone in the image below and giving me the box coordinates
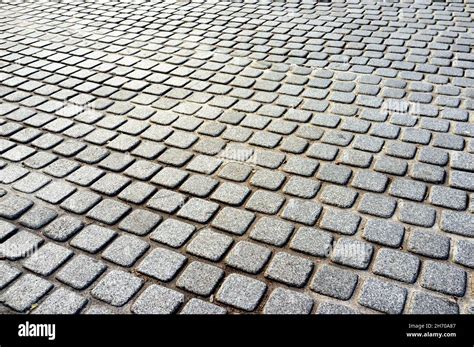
[358,278,407,314]
[180,299,226,315]
[0,0,472,315]
[421,261,467,297]
[56,254,107,290]
[176,261,223,296]
[216,274,266,311]
[91,270,143,307]
[263,288,314,315]
[373,249,420,284]
[408,291,459,314]
[1,274,53,312]
[311,264,358,300]
[186,229,233,262]
[265,252,313,288]
[131,285,184,314]
[32,288,87,315]
[22,242,72,276]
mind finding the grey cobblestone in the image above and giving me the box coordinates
[91,270,143,307]
[18,206,58,230]
[421,261,466,297]
[22,242,72,276]
[70,225,116,254]
[176,261,223,296]
[216,274,266,311]
[56,254,107,290]
[358,278,407,314]
[0,230,43,260]
[407,229,451,260]
[118,210,162,236]
[440,210,474,237]
[320,209,361,236]
[186,229,233,262]
[0,262,21,289]
[150,219,196,248]
[87,199,131,225]
[265,252,313,287]
[137,248,186,282]
[225,241,271,274]
[211,207,255,236]
[102,235,149,267]
[398,201,436,227]
[177,198,219,223]
[408,291,459,314]
[311,264,358,300]
[1,274,53,312]
[0,195,33,219]
[373,249,420,284]
[180,299,226,315]
[331,238,373,270]
[32,288,87,314]
[453,240,474,268]
[0,1,472,315]
[317,302,357,315]
[250,217,294,247]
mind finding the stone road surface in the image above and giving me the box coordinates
[0,0,473,314]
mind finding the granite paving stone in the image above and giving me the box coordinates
[70,225,117,254]
[216,274,267,312]
[56,254,107,290]
[176,261,224,296]
[102,235,149,267]
[373,249,420,284]
[0,261,21,289]
[22,242,73,276]
[311,264,358,300]
[358,278,408,314]
[408,291,459,315]
[137,247,187,282]
[180,299,226,315]
[186,229,233,262]
[264,252,314,288]
[91,270,143,307]
[0,0,472,315]
[0,274,53,312]
[32,288,87,315]
[263,288,314,315]
[250,217,295,247]
[421,261,467,297]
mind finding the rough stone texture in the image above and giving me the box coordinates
[32,288,87,314]
[180,299,226,315]
[131,285,184,314]
[176,261,224,296]
[373,249,420,284]
[1,274,53,312]
[358,278,408,314]
[225,241,271,274]
[263,287,314,315]
[311,264,358,300]
[264,252,314,287]
[137,248,187,282]
[408,291,459,315]
[421,261,467,297]
[56,254,107,290]
[331,238,374,270]
[0,0,472,314]
[216,274,267,312]
[91,270,144,307]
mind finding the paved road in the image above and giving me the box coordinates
[0,0,472,314]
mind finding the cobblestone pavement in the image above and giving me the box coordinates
[0,0,473,315]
